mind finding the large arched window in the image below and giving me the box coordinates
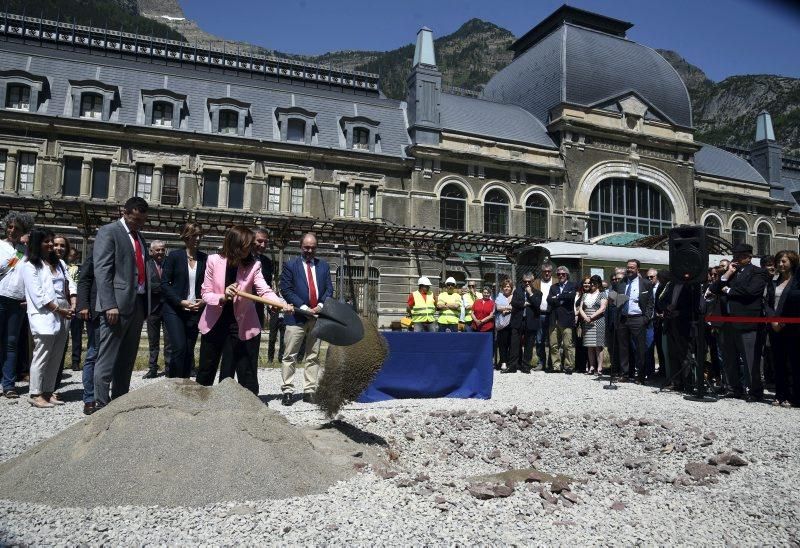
[587,178,673,238]
[484,189,509,234]
[756,223,772,256]
[440,183,466,231]
[731,218,748,247]
[703,216,721,239]
[525,194,548,238]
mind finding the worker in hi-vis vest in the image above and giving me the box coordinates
[436,277,461,333]
[461,281,478,332]
[406,276,436,332]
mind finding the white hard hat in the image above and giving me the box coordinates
[417,276,432,286]
[444,277,457,285]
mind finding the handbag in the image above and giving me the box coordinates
[400,316,412,328]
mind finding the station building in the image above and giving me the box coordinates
[0,6,797,326]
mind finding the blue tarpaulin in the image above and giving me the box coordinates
[357,332,494,402]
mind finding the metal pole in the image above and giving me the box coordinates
[338,245,345,301]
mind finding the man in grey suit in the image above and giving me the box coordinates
[93,197,150,408]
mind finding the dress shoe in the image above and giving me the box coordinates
[500,369,517,374]
[564,370,573,375]
[746,394,763,403]
[71,365,81,372]
[281,393,294,406]
[519,368,531,375]
[302,393,317,404]
[83,402,95,416]
[142,369,159,379]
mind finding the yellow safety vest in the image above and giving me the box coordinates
[411,291,435,323]
[438,291,461,324]
[463,291,476,322]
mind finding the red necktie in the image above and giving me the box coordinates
[132,232,145,286]
[306,260,318,308]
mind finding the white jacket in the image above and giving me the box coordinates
[0,240,25,300]
[22,259,76,335]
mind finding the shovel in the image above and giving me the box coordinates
[233,291,365,346]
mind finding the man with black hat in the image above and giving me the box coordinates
[712,243,770,401]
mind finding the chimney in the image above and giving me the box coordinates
[406,27,441,146]
[751,110,782,185]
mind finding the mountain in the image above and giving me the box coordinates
[11,1,799,155]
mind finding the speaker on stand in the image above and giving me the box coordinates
[667,226,716,403]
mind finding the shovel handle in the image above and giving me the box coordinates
[233,290,314,317]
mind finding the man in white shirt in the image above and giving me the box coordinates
[532,261,554,371]
[615,259,654,383]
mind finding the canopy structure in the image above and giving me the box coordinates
[0,195,538,257]
[524,241,731,268]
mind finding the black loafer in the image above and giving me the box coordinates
[142,370,159,379]
[302,393,317,404]
[281,393,294,406]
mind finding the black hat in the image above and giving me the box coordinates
[732,243,753,255]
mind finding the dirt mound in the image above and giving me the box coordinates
[0,379,354,507]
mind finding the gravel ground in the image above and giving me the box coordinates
[1,368,799,545]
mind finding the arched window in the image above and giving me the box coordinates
[587,178,673,238]
[756,223,772,256]
[440,183,466,231]
[703,216,721,239]
[484,189,509,235]
[525,194,548,238]
[731,218,748,247]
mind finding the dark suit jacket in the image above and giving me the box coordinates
[614,275,655,322]
[712,263,769,330]
[147,259,164,315]
[255,253,274,325]
[510,285,543,331]
[280,256,334,326]
[660,282,696,336]
[76,254,97,318]
[547,281,577,328]
[160,249,208,316]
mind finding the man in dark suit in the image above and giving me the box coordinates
[660,277,698,392]
[506,271,542,374]
[93,197,150,408]
[77,254,99,415]
[144,240,170,379]
[712,243,770,401]
[546,265,577,374]
[615,259,654,383]
[279,233,333,406]
[253,228,274,328]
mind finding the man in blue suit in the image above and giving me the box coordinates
[279,233,333,406]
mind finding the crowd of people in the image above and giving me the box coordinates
[2,200,800,414]
[0,199,332,414]
[405,245,800,406]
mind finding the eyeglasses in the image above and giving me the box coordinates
[557,272,567,276]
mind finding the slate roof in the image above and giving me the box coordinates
[439,93,556,149]
[483,23,692,128]
[0,41,410,158]
[694,144,767,185]
[778,165,800,213]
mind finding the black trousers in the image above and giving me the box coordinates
[70,317,84,368]
[197,322,260,395]
[522,328,537,369]
[509,326,524,371]
[163,308,200,379]
[496,328,512,368]
[267,314,285,362]
[769,328,797,403]
[617,315,647,379]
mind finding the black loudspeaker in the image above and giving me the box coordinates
[669,225,708,284]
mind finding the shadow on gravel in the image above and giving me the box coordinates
[258,394,284,406]
[321,419,388,447]
[55,388,84,402]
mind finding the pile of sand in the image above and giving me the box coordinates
[0,379,354,507]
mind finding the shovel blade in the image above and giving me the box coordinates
[310,297,365,346]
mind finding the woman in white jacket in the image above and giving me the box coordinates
[21,228,75,408]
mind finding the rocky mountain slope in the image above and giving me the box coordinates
[17,0,799,155]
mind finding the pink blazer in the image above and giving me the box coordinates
[199,254,285,340]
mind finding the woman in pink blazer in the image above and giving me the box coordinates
[197,226,292,394]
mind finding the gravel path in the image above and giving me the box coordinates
[1,368,798,545]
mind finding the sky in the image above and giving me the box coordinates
[181,0,800,81]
